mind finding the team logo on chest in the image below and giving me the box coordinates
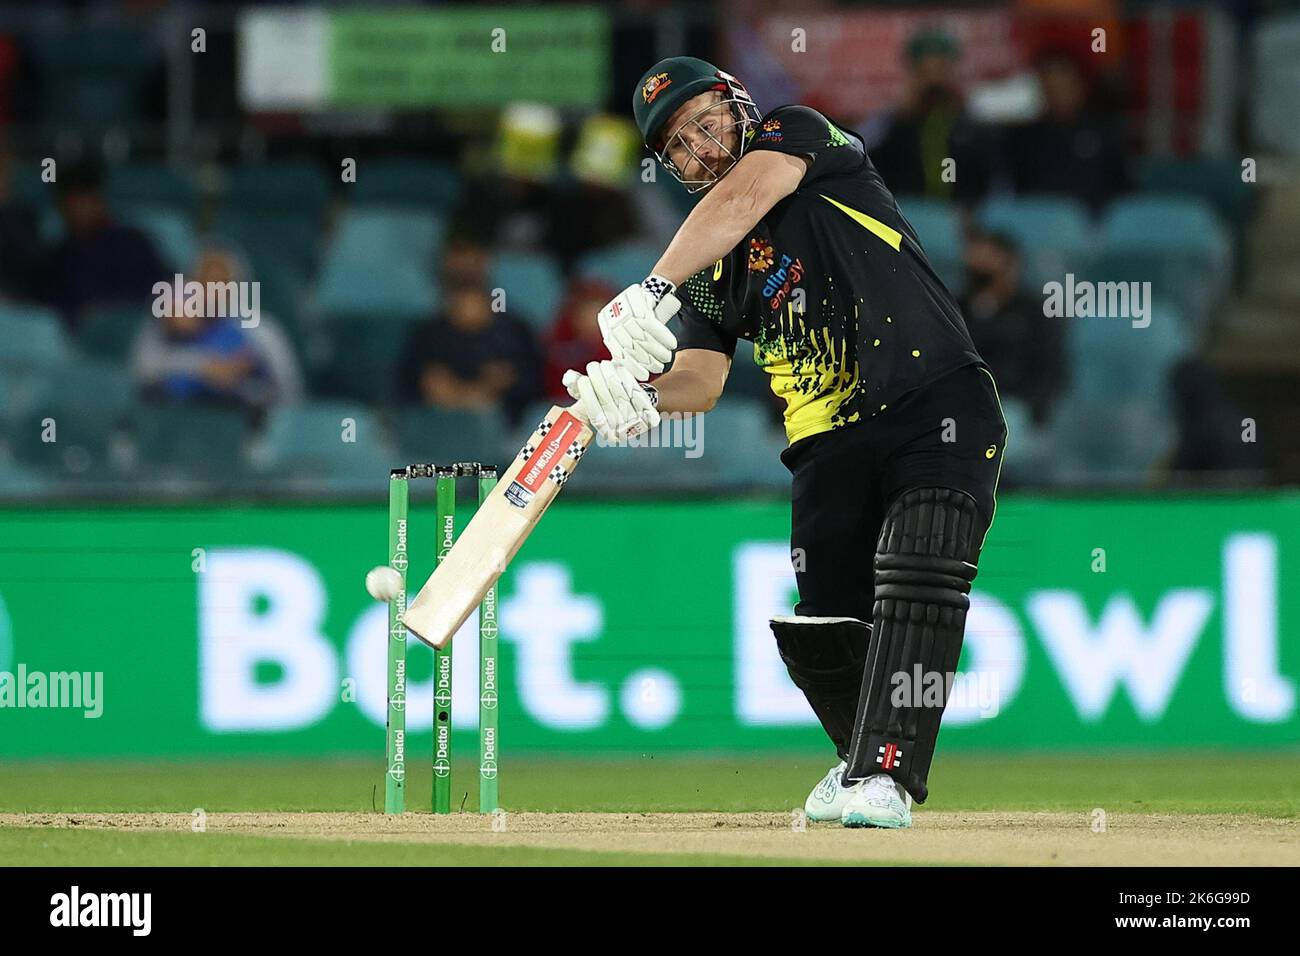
[748,238,775,273]
[764,253,805,311]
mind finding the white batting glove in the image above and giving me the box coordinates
[596,276,681,380]
[562,360,660,444]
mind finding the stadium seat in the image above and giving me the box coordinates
[1093,197,1232,329]
[316,209,443,323]
[251,402,392,486]
[397,407,508,469]
[10,361,134,478]
[130,404,252,476]
[352,158,463,212]
[1048,396,1174,487]
[316,259,437,326]
[976,196,1094,286]
[1253,14,1300,155]
[223,161,332,215]
[1133,157,1257,231]
[995,396,1055,487]
[705,397,790,491]
[1066,305,1192,410]
[575,242,663,289]
[894,196,963,290]
[0,305,69,368]
[210,210,322,284]
[117,207,198,273]
[75,306,152,362]
[0,460,46,496]
[308,318,419,403]
[489,251,564,331]
[107,164,201,216]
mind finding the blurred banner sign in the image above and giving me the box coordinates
[0,495,1296,756]
[734,9,1019,122]
[240,7,611,111]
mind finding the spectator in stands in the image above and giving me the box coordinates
[0,147,42,300]
[864,27,998,207]
[130,245,302,413]
[958,229,1066,425]
[43,159,168,328]
[441,232,491,289]
[1166,358,1267,477]
[398,280,540,425]
[541,277,616,400]
[1006,51,1129,213]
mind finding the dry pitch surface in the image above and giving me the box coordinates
[4,811,1297,866]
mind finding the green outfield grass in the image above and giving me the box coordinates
[1,753,1295,865]
[0,752,1296,816]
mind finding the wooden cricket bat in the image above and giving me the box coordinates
[402,405,594,649]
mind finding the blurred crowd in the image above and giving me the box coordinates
[0,5,1285,494]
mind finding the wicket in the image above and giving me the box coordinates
[384,462,500,815]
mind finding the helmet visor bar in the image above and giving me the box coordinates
[655,96,750,194]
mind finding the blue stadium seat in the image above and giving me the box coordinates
[1048,397,1174,487]
[1253,15,1300,155]
[1066,305,1192,410]
[575,242,662,290]
[210,210,322,284]
[75,306,152,363]
[107,164,201,215]
[397,407,507,469]
[0,305,69,368]
[977,196,1094,286]
[317,260,437,325]
[223,162,331,215]
[352,158,463,212]
[117,207,197,273]
[995,396,1055,487]
[317,209,442,322]
[706,397,790,491]
[0,460,46,496]
[130,405,252,477]
[1094,197,1232,329]
[1133,157,1257,231]
[894,197,963,290]
[251,403,392,485]
[308,318,420,404]
[489,251,564,331]
[9,361,134,478]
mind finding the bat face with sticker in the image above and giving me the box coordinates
[401,406,594,649]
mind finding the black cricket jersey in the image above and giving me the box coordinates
[675,105,985,445]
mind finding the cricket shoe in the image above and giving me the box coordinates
[841,773,913,829]
[804,760,856,822]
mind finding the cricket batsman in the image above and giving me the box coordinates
[562,56,1007,828]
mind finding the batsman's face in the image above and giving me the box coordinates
[661,92,742,189]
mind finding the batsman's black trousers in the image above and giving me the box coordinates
[781,363,1007,619]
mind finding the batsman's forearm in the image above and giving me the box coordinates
[652,187,762,286]
[650,368,724,414]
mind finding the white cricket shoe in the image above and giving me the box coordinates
[804,760,856,822]
[841,773,913,829]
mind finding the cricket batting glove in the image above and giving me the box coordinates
[562,360,660,444]
[596,276,681,380]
